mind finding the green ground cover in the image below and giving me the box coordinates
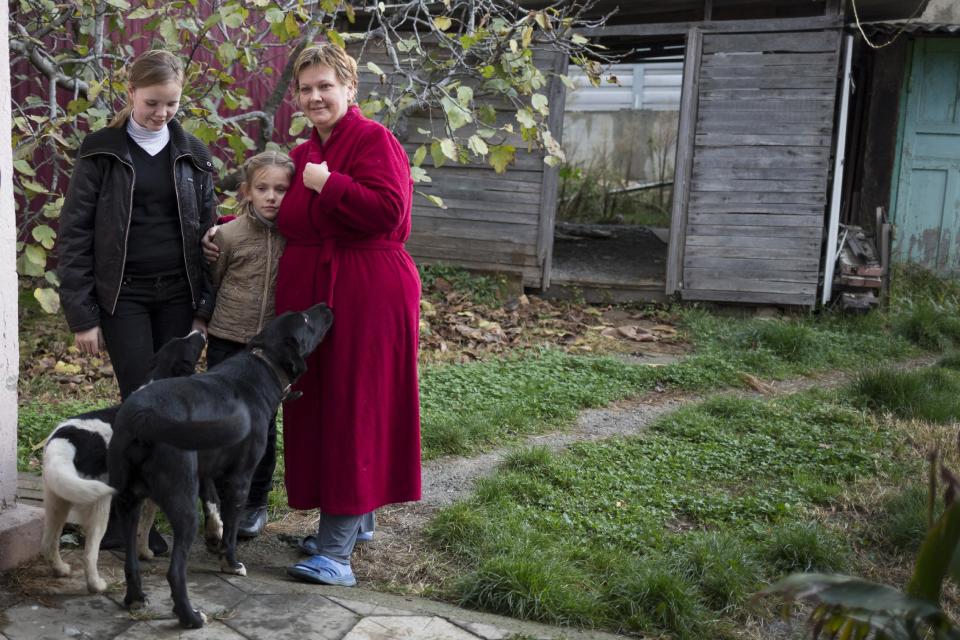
[430,392,894,638]
[426,375,958,637]
[418,310,913,460]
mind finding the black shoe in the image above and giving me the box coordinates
[99,520,167,556]
[148,525,169,556]
[237,506,268,539]
[99,526,125,551]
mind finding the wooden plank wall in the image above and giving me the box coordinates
[679,30,841,306]
[349,43,562,286]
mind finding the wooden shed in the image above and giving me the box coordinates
[394,0,931,307]
[843,0,960,277]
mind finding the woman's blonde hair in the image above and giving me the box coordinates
[292,43,359,93]
[237,150,295,217]
[108,50,185,128]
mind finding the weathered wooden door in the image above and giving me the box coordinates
[670,29,841,306]
[892,38,960,274]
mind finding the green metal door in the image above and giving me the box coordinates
[893,38,960,273]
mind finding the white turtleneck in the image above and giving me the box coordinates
[126,116,170,156]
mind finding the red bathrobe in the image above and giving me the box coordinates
[275,105,422,514]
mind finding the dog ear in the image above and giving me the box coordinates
[280,337,308,379]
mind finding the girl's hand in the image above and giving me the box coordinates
[202,226,220,263]
[303,161,330,193]
[191,318,208,337]
[75,326,103,355]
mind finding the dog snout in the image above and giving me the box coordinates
[304,303,333,328]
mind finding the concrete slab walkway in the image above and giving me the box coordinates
[0,549,623,640]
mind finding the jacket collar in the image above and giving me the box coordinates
[80,118,214,172]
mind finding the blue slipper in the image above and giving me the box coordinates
[298,534,321,556]
[286,554,356,587]
[356,530,374,543]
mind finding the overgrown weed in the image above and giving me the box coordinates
[854,367,960,423]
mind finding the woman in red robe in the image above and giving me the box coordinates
[277,43,421,587]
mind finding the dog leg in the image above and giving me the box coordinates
[137,500,158,561]
[41,488,72,577]
[200,479,223,554]
[216,480,247,577]
[80,496,111,593]
[119,498,147,610]
[163,490,206,628]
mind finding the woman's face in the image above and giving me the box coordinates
[128,81,182,131]
[297,64,355,138]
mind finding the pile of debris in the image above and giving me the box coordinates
[418,274,685,362]
[833,209,891,312]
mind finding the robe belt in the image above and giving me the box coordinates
[292,238,405,309]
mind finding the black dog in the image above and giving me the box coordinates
[108,303,333,628]
[41,331,207,593]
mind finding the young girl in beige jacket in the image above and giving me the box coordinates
[206,150,293,538]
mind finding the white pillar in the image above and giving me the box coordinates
[0,1,42,571]
[0,0,18,510]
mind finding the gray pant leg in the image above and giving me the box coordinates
[316,513,365,563]
[359,511,375,535]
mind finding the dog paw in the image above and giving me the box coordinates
[176,608,206,629]
[220,559,246,576]
[137,547,155,561]
[52,561,71,577]
[124,593,147,611]
[87,577,108,593]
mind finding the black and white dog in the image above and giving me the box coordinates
[41,331,207,593]
[108,303,333,628]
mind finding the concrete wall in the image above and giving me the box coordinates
[562,110,679,183]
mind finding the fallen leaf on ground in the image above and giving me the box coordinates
[739,372,773,394]
[54,361,82,375]
[617,325,656,342]
[454,324,483,340]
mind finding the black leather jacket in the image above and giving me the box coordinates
[58,119,217,332]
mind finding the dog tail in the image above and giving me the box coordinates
[42,440,115,505]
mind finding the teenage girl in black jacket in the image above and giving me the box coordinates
[58,49,216,399]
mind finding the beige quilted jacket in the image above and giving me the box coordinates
[207,212,286,344]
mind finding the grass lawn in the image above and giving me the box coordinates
[426,372,960,637]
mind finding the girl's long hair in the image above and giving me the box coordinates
[108,50,185,128]
[236,151,295,218]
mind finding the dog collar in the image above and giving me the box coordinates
[250,347,301,401]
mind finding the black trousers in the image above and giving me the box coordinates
[207,334,278,509]
[100,273,194,400]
